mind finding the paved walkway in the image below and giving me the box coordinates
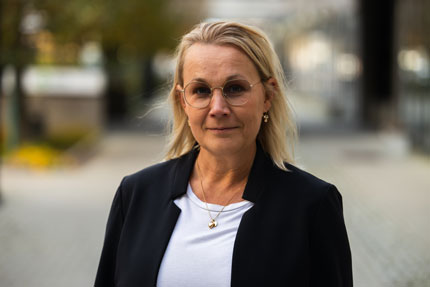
[1,130,429,286]
[298,132,430,287]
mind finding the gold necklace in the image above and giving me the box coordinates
[196,161,243,229]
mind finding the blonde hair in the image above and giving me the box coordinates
[165,21,297,170]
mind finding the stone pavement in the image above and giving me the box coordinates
[297,132,430,287]
[1,130,429,286]
[0,132,166,287]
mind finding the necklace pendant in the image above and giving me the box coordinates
[208,219,218,229]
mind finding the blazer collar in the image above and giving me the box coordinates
[170,142,273,203]
[170,147,199,199]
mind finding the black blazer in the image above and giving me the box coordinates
[95,144,353,287]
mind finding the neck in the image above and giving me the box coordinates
[191,143,256,204]
[198,147,255,180]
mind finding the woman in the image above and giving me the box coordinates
[95,21,352,287]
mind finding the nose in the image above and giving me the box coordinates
[208,88,230,117]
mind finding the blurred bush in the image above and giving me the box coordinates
[6,143,76,170]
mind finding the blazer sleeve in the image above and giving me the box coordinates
[94,178,126,287]
[309,185,353,287]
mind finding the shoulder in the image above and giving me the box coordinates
[265,161,340,206]
[116,150,195,204]
[283,163,334,191]
[121,157,180,189]
[122,147,198,187]
[256,161,345,232]
[114,154,184,204]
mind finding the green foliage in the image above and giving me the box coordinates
[1,0,205,65]
[0,0,205,145]
[0,0,34,65]
[45,129,92,150]
[34,0,204,56]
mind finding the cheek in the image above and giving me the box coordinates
[186,110,205,132]
[242,109,263,135]
[251,115,263,133]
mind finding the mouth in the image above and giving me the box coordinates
[207,127,238,130]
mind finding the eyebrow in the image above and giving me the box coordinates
[190,74,245,83]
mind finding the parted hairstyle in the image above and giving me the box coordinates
[165,21,297,170]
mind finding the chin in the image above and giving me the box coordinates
[200,140,235,154]
[201,139,254,156]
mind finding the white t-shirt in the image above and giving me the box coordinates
[156,184,254,287]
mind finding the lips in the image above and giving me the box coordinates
[207,127,237,130]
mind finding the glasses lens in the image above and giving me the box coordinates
[223,79,251,106]
[185,82,211,108]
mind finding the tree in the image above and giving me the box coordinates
[1,0,35,144]
[0,0,206,139]
[34,0,206,121]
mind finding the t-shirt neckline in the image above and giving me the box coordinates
[186,183,253,212]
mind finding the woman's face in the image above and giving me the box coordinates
[178,43,272,157]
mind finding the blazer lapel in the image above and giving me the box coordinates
[146,149,199,285]
[170,148,199,199]
[241,142,272,203]
[231,143,275,285]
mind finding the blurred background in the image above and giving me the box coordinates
[0,0,429,286]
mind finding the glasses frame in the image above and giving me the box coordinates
[179,79,262,109]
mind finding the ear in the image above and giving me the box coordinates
[176,84,186,110]
[264,78,276,112]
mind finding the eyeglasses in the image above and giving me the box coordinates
[180,79,262,109]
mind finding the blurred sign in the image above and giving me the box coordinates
[23,66,107,98]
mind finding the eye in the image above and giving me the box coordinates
[192,85,211,96]
[195,87,211,95]
[224,80,250,95]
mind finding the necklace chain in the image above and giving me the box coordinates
[196,160,243,229]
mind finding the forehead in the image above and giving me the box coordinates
[182,43,259,83]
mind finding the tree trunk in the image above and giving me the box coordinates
[142,56,155,100]
[103,46,128,123]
